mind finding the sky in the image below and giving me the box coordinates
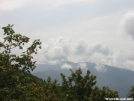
[0,0,134,71]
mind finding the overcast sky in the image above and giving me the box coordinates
[0,0,134,71]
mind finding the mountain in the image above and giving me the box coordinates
[32,61,134,97]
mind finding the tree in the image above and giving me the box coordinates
[128,86,134,99]
[0,24,44,100]
[0,24,42,73]
[59,68,119,101]
[89,86,119,101]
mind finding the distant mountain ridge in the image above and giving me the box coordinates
[32,61,134,97]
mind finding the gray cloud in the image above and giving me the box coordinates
[74,40,87,55]
[127,55,134,61]
[90,43,109,55]
[121,11,134,40]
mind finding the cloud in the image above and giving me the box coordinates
[0,0,26,11]
[74,41,110,59]
[121,60,134,71]
[0,0,99,11]
[78,62,87,70]
[120,11,134,40]
[74,39,88,55]
[36,37,72,64]
[90,43,110,55]
[95,63,106,72]
[33,36,134,71]
[128,55,134,61]
[48,0,99,7]
[61,63,72,69]
[35,37,111,65]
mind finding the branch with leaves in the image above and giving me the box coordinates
[0,24,42,73]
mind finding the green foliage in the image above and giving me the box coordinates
[43,77,60,101]
[60,69,96,101]
[0,24,120,101]
[89,86,119,101]
[0,24,44,101]
[58,69,119,101]
[0,70,45,100]
[0,24,41,73]
[128,86,134,99]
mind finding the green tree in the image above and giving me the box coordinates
[128,86,134,99]
[0,24,42,73]
[0,24,44,100]
[59,68,119,101]
[89,86,119,101]
[43,77,60,101]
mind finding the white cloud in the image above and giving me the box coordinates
[120,60,134,71]
[0,0,99,11]
[0,0,26,11]
[49,0,99,6]
[32,36,134,71]
[34,0,99,10]
[78,62,87,70]
[61,63,72,69]
[35,37,111,64]
[95,63,106,72]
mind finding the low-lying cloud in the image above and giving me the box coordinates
[95,63,106,72]
[61,63,72,69]
[32,36,134,71]
[1,34,134,71]
[36,37,112,65]
[78,62,88,70]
